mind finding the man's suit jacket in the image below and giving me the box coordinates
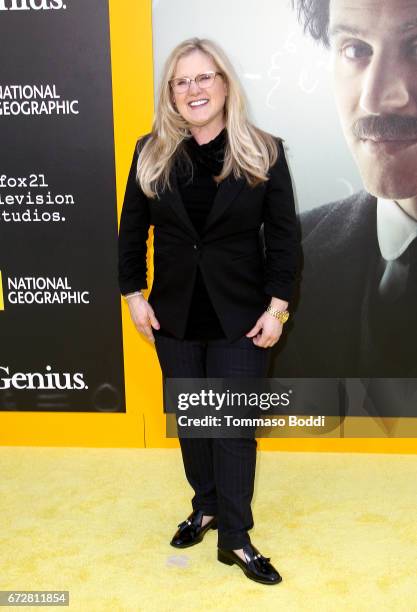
[271,190,380,376]
[118,134,299,342]
[270,190,417,420]
[272,188,417,377]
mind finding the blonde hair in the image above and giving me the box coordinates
[137,37,279,198]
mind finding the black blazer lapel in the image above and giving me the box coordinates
[157,167,246,238]
[158,167,200,240]
[202,174,247,233]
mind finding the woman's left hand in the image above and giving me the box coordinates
[246,311,283,348]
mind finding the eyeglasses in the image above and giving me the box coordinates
[169,71,223,94]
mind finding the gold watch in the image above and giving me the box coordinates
[266,305,290,324]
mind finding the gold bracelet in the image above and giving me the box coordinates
[266,305,290,324]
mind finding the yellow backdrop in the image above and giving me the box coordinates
[1,0,416,455]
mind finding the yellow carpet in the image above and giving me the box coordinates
[1,446,416,612]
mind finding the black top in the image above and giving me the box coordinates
[157,128,227,340]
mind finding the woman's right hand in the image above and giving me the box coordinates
[126,294,160,343]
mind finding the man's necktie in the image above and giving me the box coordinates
[378,237,417,301]
[360,236,417,376]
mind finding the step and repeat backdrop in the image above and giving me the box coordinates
[0,0,125,412]
[0,0,415,447]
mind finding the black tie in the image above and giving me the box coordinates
[360,237,417,376]
[378,237,417,301]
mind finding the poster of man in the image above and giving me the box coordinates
[272,0,417,379]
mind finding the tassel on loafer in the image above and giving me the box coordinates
[217,542,282,585]
[170,509,217,548]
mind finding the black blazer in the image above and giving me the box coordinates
[118,133,299,342]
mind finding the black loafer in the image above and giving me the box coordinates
[217,542,282,585]
[170,509,217,548]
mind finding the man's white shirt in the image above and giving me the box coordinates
[377,197,417,261]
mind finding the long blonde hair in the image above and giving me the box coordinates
[137,37,279,198]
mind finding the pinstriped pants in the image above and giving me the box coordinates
[154,332,271,550]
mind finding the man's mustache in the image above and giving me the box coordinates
[352,115,417,141]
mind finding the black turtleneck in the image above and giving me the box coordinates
[158,127,227,340]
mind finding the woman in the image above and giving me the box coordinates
[118,37,299,585]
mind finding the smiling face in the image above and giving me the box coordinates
[329,0,417,200]
[171,49,228,136]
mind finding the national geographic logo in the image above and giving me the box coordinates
[0,0,66,10]
[0,272,90,308]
